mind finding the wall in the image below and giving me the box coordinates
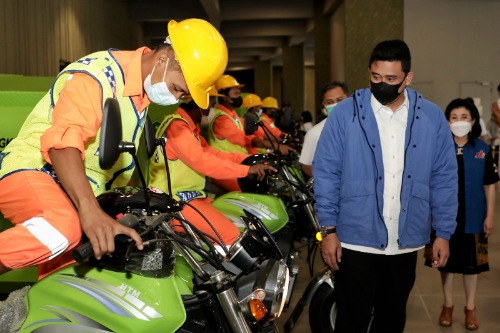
[304,67,316,120]
[404,0,500,122]
[330,1,345,83]
[344,0,404,91]
[0,0,143,76]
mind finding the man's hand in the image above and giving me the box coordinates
[431,237,450,268]
[320,233,342,270]
[278,144,295,155]
[248,164,277,181]
[79,205,143,260]
[48,147,143,261]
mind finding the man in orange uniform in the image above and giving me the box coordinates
[0,19,227,277]
[260,96,285,139]
[242,94,281,154]
[149,100,275,246]
[207,74,294,155]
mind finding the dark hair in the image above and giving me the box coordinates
[322,81,349,97]
[179,99,199,111]
[497,84,500,93]
[217,87,237,104]
[369,40,411,74]
[444,97,482,143]
[301,111,312,123]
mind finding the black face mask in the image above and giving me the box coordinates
[370,77,406,105]
[230,96,243,108]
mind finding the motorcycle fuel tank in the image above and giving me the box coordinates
[211,192,288,234]
[20,263,188,332]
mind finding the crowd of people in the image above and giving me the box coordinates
[0,17,498,333]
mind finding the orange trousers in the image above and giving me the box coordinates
[174,197,240,246]
[0,172,240,279]
[212,178,241,193]
[0,171,81,279]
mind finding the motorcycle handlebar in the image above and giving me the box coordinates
[72,213,140,263]
[72,242,94,264]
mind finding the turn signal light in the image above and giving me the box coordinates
[249,299,267,321]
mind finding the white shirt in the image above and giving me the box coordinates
[479,117,490,137]
[342,90,422,255]
[301,122,313,132]
[299,119,327,165]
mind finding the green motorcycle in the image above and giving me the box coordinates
[1,99,290,333]
[211,112,337,333]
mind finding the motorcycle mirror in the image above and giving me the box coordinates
[243,112,259,135]
[99,98,122,170]
[144,116,157,159]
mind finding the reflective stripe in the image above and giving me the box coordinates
[22,217,69,260]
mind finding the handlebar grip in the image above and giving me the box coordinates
[72,242,94,263]
[71,213,140,263]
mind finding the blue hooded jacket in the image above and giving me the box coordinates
[313,88,458,249]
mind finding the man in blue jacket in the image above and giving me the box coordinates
[313,40,458,333]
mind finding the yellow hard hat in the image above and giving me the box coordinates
[242,94,263,108]
[262,97,279,109]
[215,74,245,91]
[181,85,222,101]
[168,19,228,109]
[208,85,224,97]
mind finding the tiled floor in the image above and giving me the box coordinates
[277,196,500,332]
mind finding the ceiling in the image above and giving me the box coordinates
[127,0,340,71]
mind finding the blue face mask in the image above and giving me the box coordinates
[144,58,179,106]
[257,108,263,117]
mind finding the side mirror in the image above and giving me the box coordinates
[144,116,157,159]
[243,112,259,135]
[99,98,123,170]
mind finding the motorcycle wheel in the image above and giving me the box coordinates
[308,282,336,333]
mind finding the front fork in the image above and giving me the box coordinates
[281,168,320,234]
[211,271,254,333]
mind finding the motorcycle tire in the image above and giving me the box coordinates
[308,282,336,333]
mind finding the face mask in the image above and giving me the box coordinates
[144,59,179,106]
[450,121,472,137]
[207,107,216,121]
[257,109,263,117]
[200,107,216,127]
[230,96,243,108]
[370,77,406,105]
[322,103,338,116]
[200,115,210,127]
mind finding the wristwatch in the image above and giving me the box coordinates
[315,227,336,241]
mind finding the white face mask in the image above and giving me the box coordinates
[450,121,472,137]
[200,107,216,127]
[257,108,263,117]
[144,58,179,106]
[200,115,209,127]
[207,107,216,121]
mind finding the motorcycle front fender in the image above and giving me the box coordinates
[283,266,333,333]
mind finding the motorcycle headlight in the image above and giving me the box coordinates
[227,230,259,272]
[227,215,283,273]
[237,258,289,321]
[265,259,289,318]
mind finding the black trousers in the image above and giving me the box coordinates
[334,248,418,333]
